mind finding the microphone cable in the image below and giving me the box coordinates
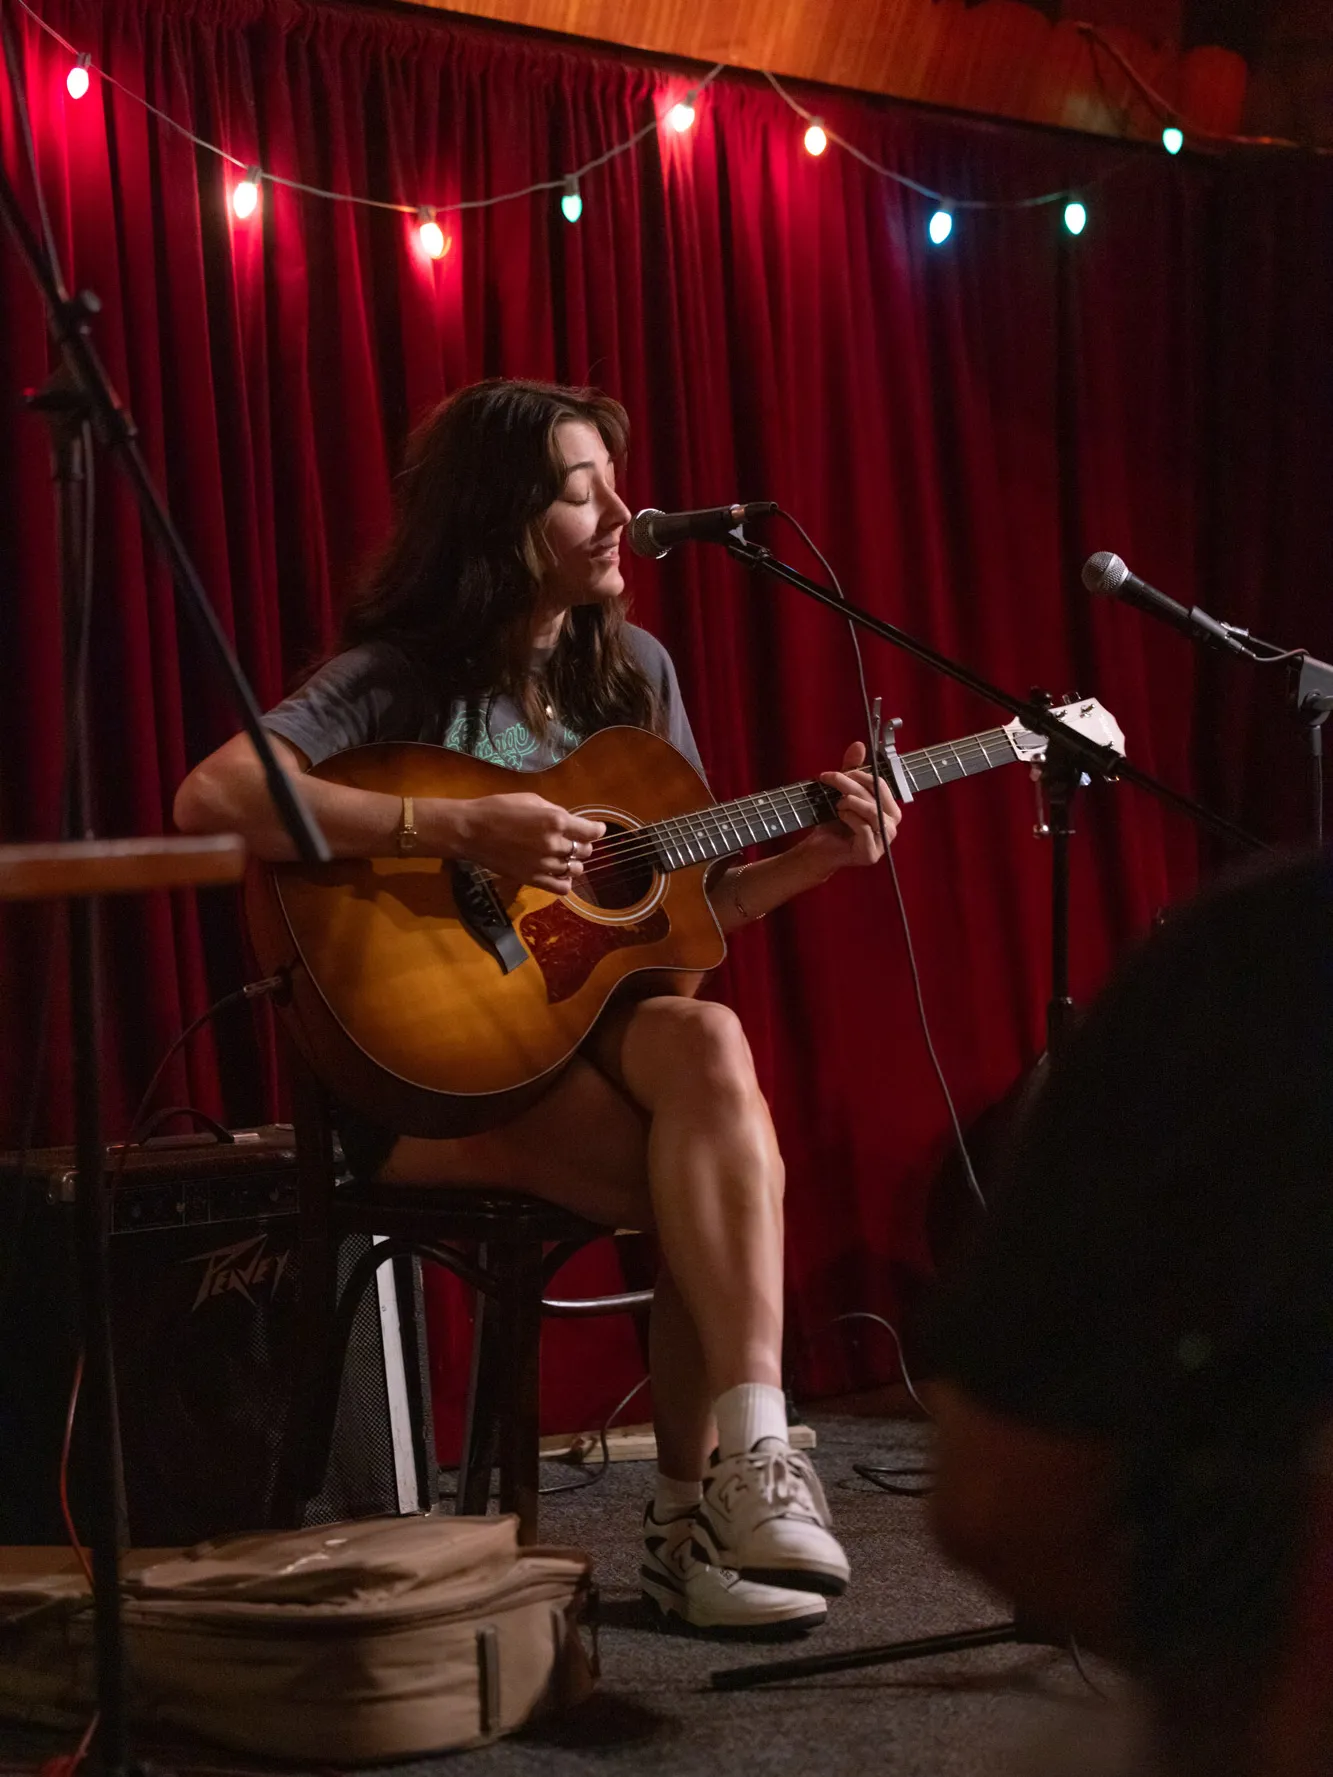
[772,509,986,1213]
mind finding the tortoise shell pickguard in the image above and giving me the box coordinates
[518,898,670,1003]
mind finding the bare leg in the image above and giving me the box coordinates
[380,993,787,1482]
[382,1045,714,1482]
[649,1266,716,1482]
[383,1053,654,1228]
[590,996,786,1401]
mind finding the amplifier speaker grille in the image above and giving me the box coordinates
[0,1127,434,1546]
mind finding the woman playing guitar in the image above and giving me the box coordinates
[174,378,902,1637]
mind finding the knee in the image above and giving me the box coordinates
[639,998,758,1100]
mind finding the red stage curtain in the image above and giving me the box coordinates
[2,0,1331,1422]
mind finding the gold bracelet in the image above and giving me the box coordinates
[731,864,765,923]
[396,794,419,856]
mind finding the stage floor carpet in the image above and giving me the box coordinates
[0,1413,1127,1776]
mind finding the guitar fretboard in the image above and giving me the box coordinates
[647,782,839,871]
[898,726,1016,794]
[641,725,1020,874]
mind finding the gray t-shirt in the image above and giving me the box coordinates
[261,622,702,774]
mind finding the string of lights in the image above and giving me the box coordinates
[1074,21,1321,153]
[760,67,1122,242]
[12,0,1261,255]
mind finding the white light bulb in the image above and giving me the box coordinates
[1162,127,1184,156]
[417,213,447,258]
[928,209,953,245]
[667,101,696,134]
[232,177,259,220]
[804,123,828,157]
[1063,201,1087,236]
[66,60,90,100]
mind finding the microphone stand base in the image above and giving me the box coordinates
[710,1619,1023,1691]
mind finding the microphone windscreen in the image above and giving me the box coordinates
[1082,551,1129,595]
[627,509,665,558]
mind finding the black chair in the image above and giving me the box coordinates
[276,1055,653,1541]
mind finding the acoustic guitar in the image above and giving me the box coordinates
[246,699,1123,1137]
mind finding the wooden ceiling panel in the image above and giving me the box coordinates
[402,0,1248,136]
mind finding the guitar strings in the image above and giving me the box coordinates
[467,727,1018,886]
[481,730,1018,881]
[562,728,1015,875]
[603,730,1013,869]
[470,781,829,886]
[471,781,829,886]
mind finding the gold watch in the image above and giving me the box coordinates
[396,795,419,856]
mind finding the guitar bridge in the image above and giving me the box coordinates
[452,863,528,975]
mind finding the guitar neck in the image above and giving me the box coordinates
[643,726,1019,873]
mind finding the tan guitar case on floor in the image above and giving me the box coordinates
[0,1514,595,1761]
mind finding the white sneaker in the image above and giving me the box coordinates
[640,1503,828,1638]
[691,1438,850,1597]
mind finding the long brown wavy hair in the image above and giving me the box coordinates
[338,378,661,740]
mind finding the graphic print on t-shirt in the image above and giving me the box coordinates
[442,707,582,770]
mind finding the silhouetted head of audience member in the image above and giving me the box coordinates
[928,848,1333,1776]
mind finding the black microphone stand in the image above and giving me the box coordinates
[718,534,1265,855]
[707,532,1263,1694]
[0,8,328,1771]
[1295,654,1333,848]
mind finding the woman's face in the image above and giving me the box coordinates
[535,418,632,612]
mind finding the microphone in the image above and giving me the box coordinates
[1082,552,1249,658]
[628,502,779,559]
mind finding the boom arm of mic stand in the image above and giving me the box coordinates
[724,537,1267,855]
[0,153,329,865]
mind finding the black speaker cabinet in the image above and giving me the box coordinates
[0,1124,436,1546]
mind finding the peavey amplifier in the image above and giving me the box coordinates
[0,1124,435,1546]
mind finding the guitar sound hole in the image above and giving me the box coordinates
[578,822,657,911]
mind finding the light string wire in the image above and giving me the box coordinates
[12,0,726,215]
[762,67,1136,211]
[1074,21,1328,153]
[11,0,1252,231]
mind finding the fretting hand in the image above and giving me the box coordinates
[795,741,903,874]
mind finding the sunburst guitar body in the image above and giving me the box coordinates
[247,727,727,1137]
[246,702,1124,1138]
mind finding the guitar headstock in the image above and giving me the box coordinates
[1005,697,1126,766]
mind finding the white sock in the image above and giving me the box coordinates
[653,1473,703,1520]
[714,1383,788,1458]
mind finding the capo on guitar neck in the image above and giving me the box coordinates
[871,700,913,806]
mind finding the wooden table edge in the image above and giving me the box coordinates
[0,835,248,901]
